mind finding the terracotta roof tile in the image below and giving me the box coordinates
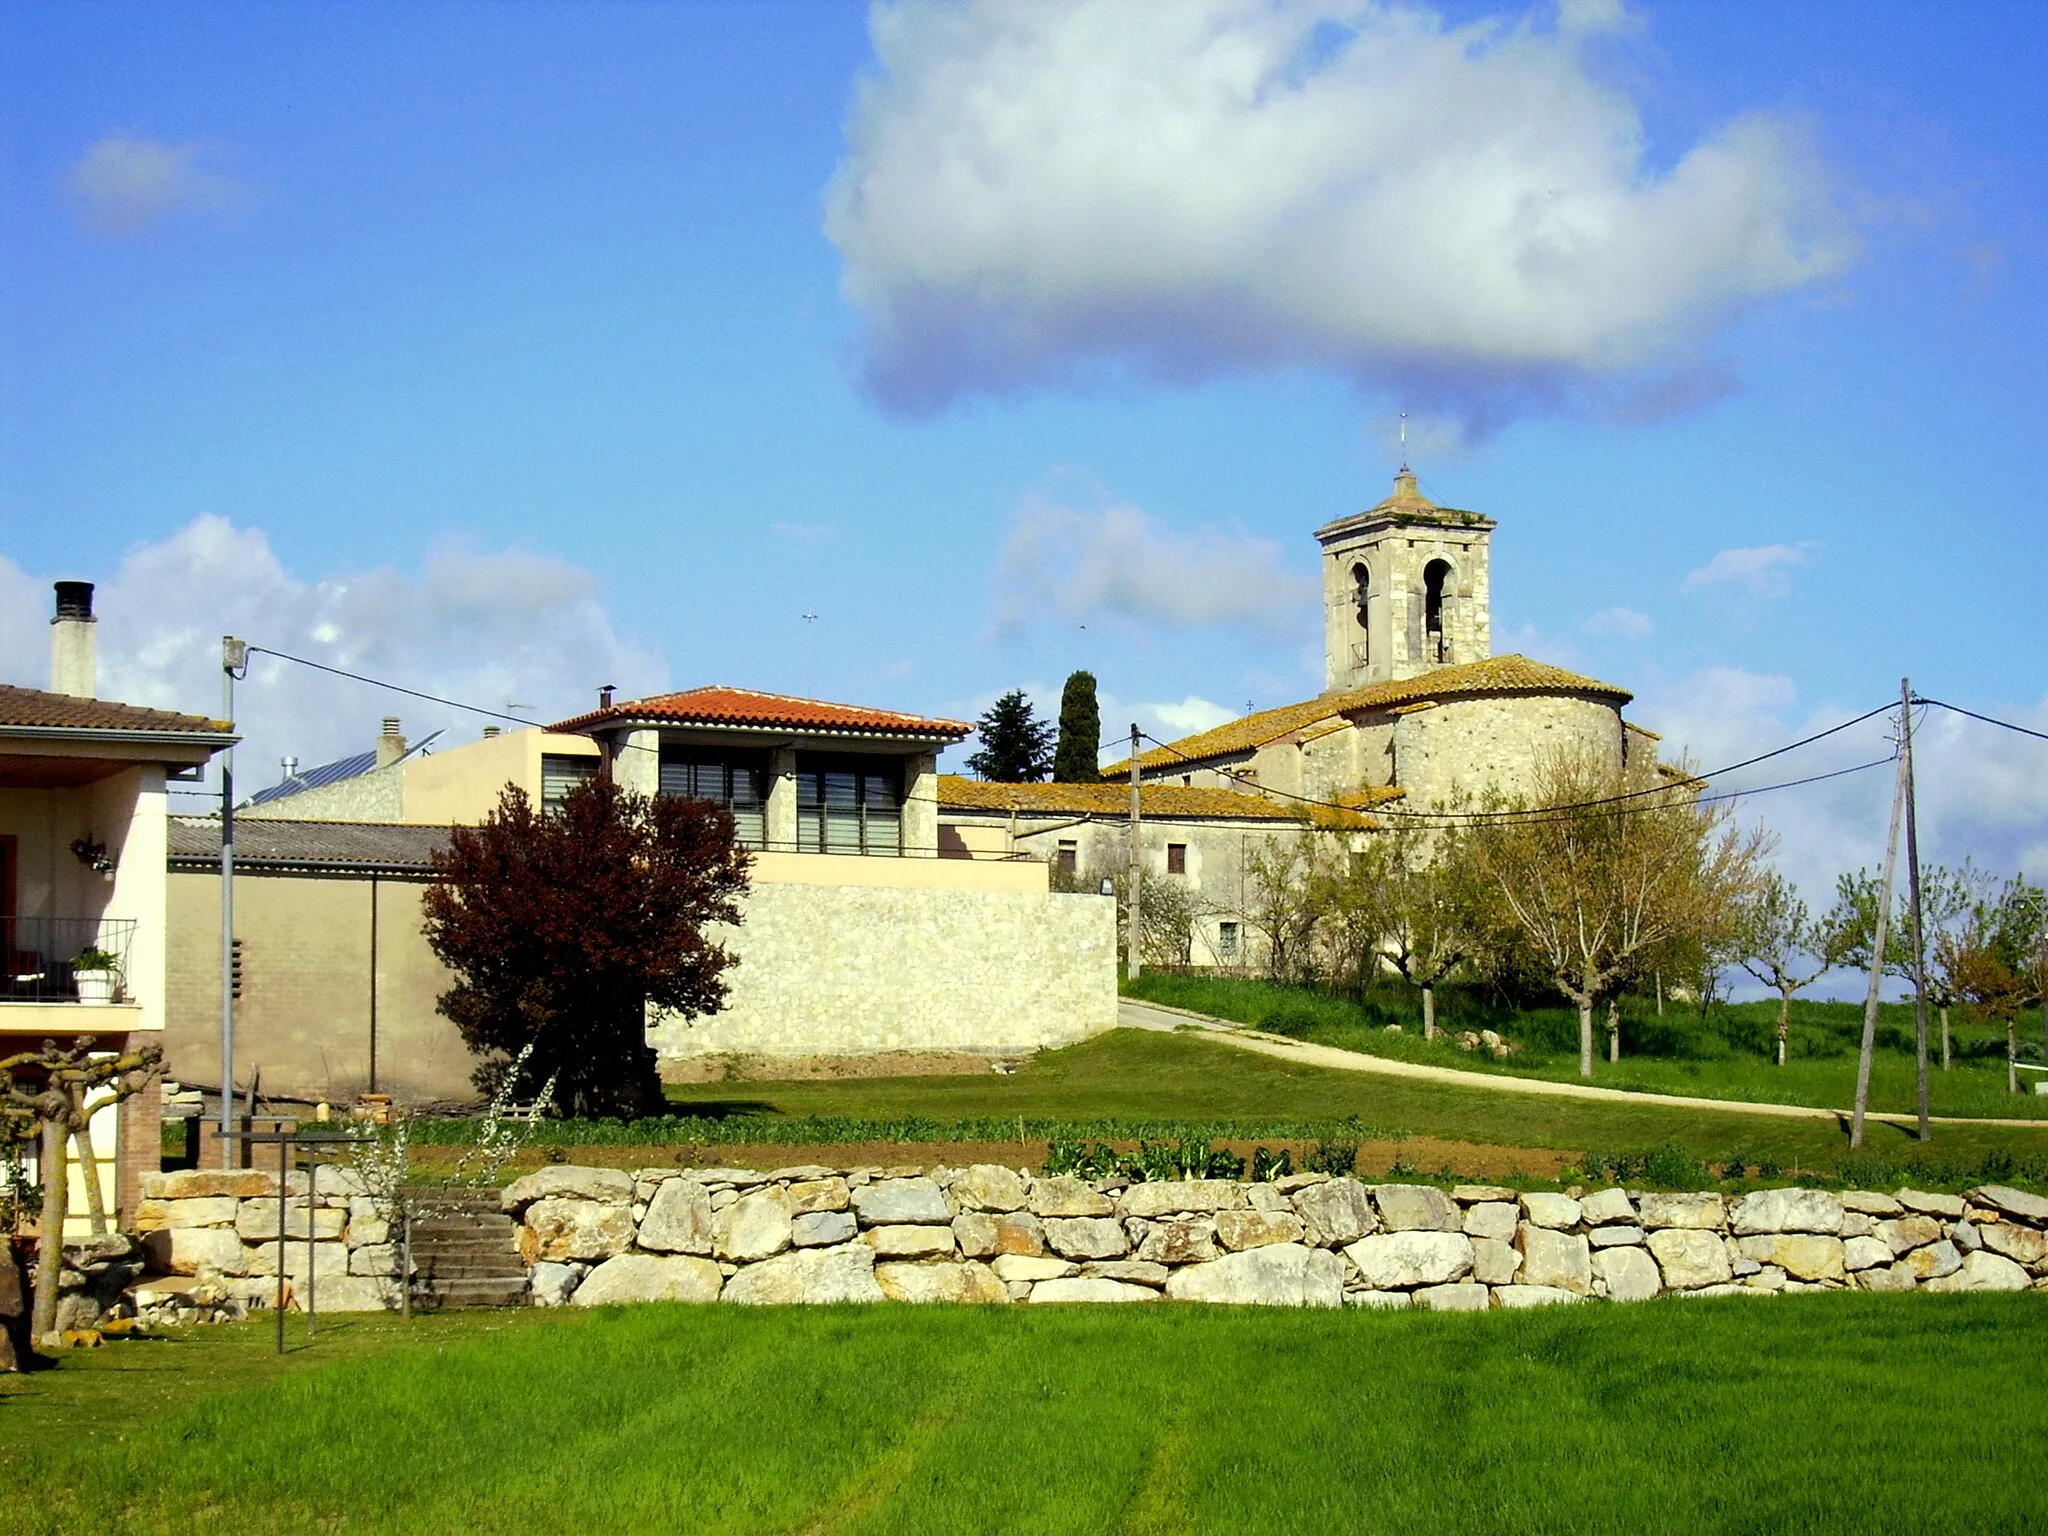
[0,684,232,735]
[1102,655,1631,777]
[552,685,971,740]
[938,775,1315,821]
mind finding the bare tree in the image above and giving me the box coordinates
[1334,820,1485,1039]
[1233,831,1326,986]
[1732,870,1842,1066]
[0,1037,161,1345]
[1470,750,1769,1079]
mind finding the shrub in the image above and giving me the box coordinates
[1250,1146,1294,1182]
[1307,1140,1359,1176]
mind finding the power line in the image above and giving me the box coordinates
[1918,697,2048,745]
[246,646,542,730]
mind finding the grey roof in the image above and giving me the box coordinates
[169,817,452,875]
[248,729,442,806]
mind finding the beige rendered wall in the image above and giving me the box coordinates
[165,869,473,1105]
[650,881,1115,1060]
[402,729,599,825]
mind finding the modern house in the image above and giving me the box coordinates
[164,685,1119,1103]
[2,583,234,1226]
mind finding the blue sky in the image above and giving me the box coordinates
[3,0,2044,906]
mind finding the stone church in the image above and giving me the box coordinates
[1104,467,1661,814]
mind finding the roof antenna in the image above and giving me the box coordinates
[1398,410,1409,473]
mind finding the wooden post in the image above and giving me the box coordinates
[1849,689,1910,1151]
[1901,678,1931,1142]
[1126,724,1143,981]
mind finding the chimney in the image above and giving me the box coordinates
[50,581,98,699]
[376,716,406,770]
[598,684,615,710]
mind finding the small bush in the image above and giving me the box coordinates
[1307,1140,1359,1176]
[1205,1146,1246,1180]
[1260,1005,1319,1040]
[1250,1146,1293,1182]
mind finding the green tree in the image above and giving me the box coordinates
[1950,873,2047,1093]
[1053,671,1102,783]
[966,690,1055,782]
[421,778,751,1118]
[1731,870,1842,1066]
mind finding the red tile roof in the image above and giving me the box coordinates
[552,685,972,740]
[0,685,233,736]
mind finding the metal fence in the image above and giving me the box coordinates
[0,916,139,1003]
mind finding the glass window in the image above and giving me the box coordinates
[795,756,902,856]
[659,750,767,848]
[1218,921,1240,960]
[540,754,596,815]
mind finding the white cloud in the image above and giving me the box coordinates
[1581,605,1653,639]
[68,135,244,237]
[993,496,1316,637]
[827,0,1854,419]
[0,517,665,797]
[1682,542,1815,598]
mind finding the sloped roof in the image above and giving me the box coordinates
[940,775,1306,821]
[1103,655,1631,777]
[553,686,971,741]
[247,728,443,806]
[0,684,232,737]
[168,817,452,874]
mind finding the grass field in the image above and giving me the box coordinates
[1124,972,2048,1120]
[624,1031,2048,1191]
[6,1298,2046,1534]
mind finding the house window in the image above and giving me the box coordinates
[660,750,768,848]
[1166,843,1187,875]
[1057,840,1078,873]
[1217,921,1240,960]
[540,754,596,815]
[795,756,901,856]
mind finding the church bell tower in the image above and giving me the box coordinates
[1316,468,1495,694]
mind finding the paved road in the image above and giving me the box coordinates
[1116,997,2048,1131]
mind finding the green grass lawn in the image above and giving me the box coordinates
[1125,972,2048,1120]
[641,1030,2048,1190]
[7,1298,2046,1534]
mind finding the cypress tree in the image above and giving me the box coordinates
[1053,670,1102,783]
[966,690,1055,782]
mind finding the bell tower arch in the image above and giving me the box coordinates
[1315,468,1495,693]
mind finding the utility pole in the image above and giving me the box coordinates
[218,637,247,1167]
[1902,678,1931,1142]
[1126,723,1142,980]
[1849,685,1910,1151]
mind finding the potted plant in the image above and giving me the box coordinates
[71,947,121,1005]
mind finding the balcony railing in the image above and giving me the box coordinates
[0,917,138,1004]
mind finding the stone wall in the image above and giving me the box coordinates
[508,1165,2048,1310]
[649,883,1117,1060]
[128,1166,399,1315]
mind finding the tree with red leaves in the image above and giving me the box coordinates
[421,778,750,1118]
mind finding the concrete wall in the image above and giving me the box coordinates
[165,869,471,1105]
[650,882,1117,1060]
[240,764,404,823]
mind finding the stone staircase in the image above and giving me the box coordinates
[407,1188,529,1309]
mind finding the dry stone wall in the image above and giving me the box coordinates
[130,1166,400,1314]
[506,1166,2048,1311]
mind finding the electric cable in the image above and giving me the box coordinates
[1917,697,2048,745]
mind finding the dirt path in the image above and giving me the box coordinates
[1117,998,2048,1131]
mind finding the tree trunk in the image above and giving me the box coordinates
[2010,1019,2020,1095]
[1940,1005,1951,1071]
[1422,985,1435,1040]
[1578,998,1594,1079]
[1656,971,1664,1017]
[1776,990,1791,1068]
[71,1122,107,1236]
[1607,997,1620,1063]
[32,1118,69,1342]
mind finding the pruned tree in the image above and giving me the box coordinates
[1053,671,1102,784]
[1732,870,1843,1066]
[1831,862,1975,1069]
[0,1036,162,1348]
[1138,869,1201,969]
[966,690,1054,782]
[1469,750,1769,1078]
[1949,873,2047,1093]
[421,777,750,1118]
